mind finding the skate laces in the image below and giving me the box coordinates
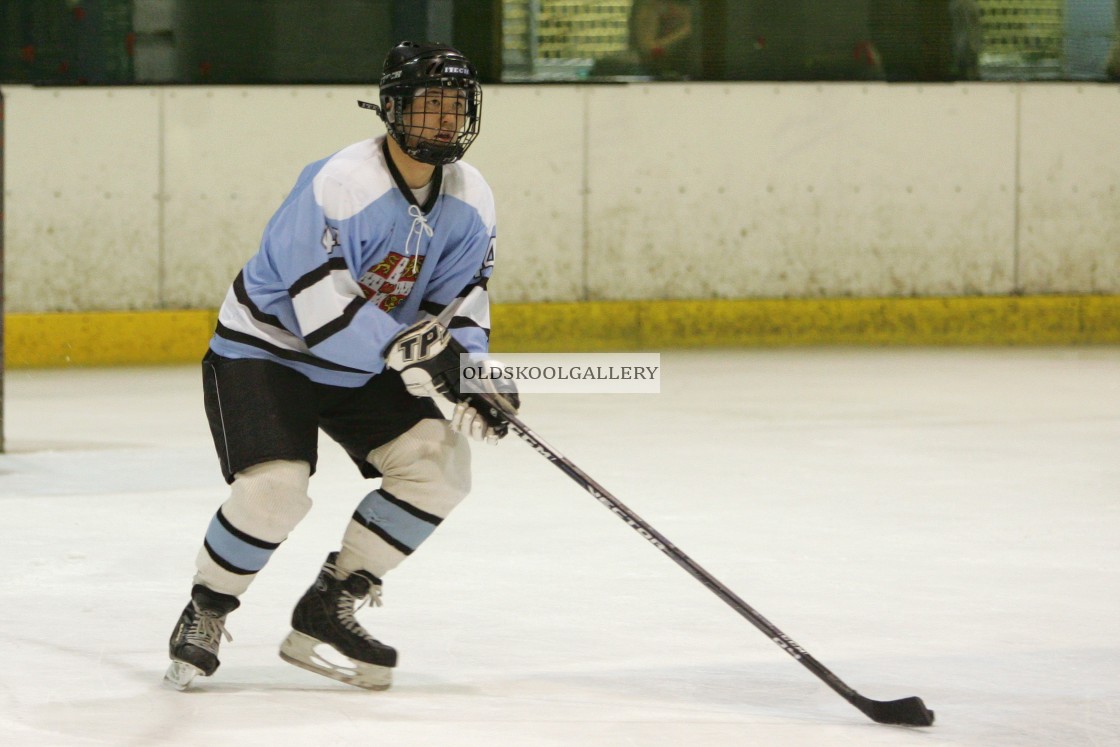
[186,604,233,653]
[355,584,383,611]
[338,585,383,642]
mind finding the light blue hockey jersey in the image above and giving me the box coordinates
[209,136,496,387]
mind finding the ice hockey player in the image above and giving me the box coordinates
[164,40,517,691]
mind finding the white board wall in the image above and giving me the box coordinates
[2,82,1117,312]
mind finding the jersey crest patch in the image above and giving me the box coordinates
[359,252,425,312]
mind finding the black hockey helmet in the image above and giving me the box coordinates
[358,41,482,166]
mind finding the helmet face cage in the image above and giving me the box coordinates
[378,44,482,166]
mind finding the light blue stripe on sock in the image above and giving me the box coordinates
[354,490,439,552]
[203,513,276,573]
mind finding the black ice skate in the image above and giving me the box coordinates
[164,584,240,690]
[279,552,397,690]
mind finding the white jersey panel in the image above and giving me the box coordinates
[216,285,312,355]
[290,267,368,337]
[312,139,394,222]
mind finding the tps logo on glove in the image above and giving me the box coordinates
[394,324,450,364]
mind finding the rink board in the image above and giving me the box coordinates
[4,294,1119,367]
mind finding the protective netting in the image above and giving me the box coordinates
[0,0,134,84]
[502,0,1120,82]
[2,0,1117,84]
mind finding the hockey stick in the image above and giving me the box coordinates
[472,391,935,727]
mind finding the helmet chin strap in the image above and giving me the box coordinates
[403,138,461,166]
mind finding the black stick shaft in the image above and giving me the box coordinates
[499,411,866,703]
[479,397,932,726]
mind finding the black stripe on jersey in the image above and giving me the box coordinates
[379,488,443,527]
[233,271,288,331]
[448,317,491,339]
[288,257,350,298]
[350,510,414,556]
[304,296,366,348]
[214,322,370,374]
[216,508,281,550]
[422,279,490,320]
[420,299,446,316]
[203,539,255,575]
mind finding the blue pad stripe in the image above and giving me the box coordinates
[353,489,441,553]
[203,509,279,574]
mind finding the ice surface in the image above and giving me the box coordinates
[1,348,1118,746]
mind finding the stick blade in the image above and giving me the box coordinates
[852,694,935,726]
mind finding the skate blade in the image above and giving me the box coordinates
[279,630,392,691]
[163,660,203,691]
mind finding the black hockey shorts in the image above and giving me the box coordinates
[202,350,444,484]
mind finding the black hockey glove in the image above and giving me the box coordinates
[385,319,519,443]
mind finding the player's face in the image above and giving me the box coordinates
[403,87,469,147]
